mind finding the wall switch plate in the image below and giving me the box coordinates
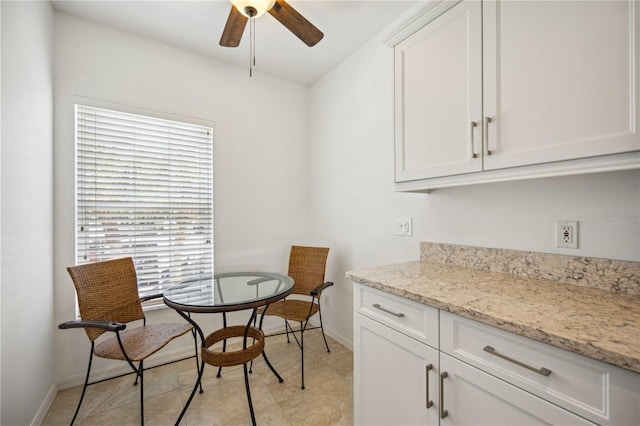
[556,220,578,249]
[396,217,412,236]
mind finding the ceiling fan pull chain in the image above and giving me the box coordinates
[249,16,254,76]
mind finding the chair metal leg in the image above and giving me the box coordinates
[115,329,145,425]
[318,305,331,353]
[139,360,144,426]
[70,345,95,425]
[285,319,291,343]
[133,361,141,385]
[300,321,305,390]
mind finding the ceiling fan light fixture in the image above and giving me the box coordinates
[230,0,275,18]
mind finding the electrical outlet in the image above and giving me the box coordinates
[556,221,578,249]
[396,217,413,236]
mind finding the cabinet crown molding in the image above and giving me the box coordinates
[381,0,462,47]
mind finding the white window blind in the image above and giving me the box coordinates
[75,104,214,298]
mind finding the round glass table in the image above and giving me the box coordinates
[163,272,294,425]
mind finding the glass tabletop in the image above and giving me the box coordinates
[162,271,294,313]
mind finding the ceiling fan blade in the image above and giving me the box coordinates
[220,6,248,47]
[268,0,323,47]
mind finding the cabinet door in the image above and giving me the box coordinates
[483,0,640,170]
[439,353,596,426]
[394,0,483,182]
[354,313,439,426]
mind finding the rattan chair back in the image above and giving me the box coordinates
[67,257,145,342]
[288,246,329,298]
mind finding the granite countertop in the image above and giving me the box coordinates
[347,259,640,374]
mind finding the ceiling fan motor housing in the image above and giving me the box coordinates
[231,0,275,18]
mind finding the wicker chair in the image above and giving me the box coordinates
[58,257,197,425]
[257,245,333,389]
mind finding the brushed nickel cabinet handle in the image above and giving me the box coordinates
[425,364,433,409]
[371,303,405,317]
[484,116,493,155]
[483,345,552,377]
[470,121,478,158]
[440,372,449,419]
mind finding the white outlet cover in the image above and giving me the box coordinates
[556,220,578,249]
[396,217,412,236]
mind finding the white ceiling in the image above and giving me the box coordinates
[51,0,418,85]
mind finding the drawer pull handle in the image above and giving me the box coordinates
[372,303,404,317]
[484,116,493,155]
[483,345,552,377]
[440,371,449,419]
[425,364,433,409]
[470,121,478,158]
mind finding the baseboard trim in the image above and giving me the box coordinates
[320,322,353,352]
[31,383,58,426]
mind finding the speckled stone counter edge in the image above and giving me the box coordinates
[421,242,640,295]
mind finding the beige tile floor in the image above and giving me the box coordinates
[43,331,353,425]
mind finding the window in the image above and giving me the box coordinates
[75,104,214,298]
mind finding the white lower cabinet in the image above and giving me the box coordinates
[439,352,595,425]
[354,313,440,425]
[353,283,640,425]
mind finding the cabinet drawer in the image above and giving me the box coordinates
[440,352,596,426]
[440,311,640,426]
[354,284,438,348]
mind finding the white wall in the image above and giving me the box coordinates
[1,1,55,424]
[53,12,312,386]
[308,35,640,345]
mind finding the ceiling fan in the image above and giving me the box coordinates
[220,0,324,48]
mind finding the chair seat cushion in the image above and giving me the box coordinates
[259,299,319,323]
[94,323,192,361]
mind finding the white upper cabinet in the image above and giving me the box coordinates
[390,0,640,191]
[394,1,482,181]
[483,0,639,170]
